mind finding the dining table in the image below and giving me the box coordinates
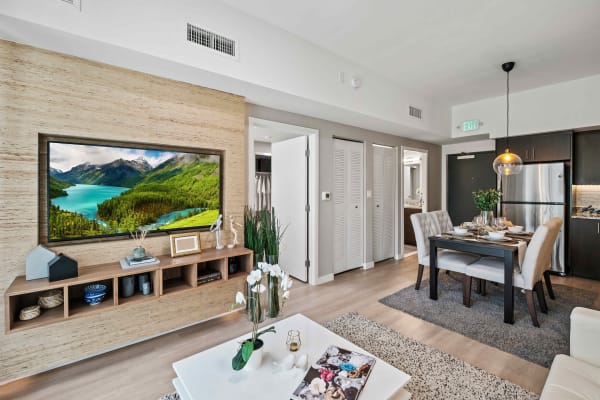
[428,231,532,324]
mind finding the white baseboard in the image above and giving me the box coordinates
[362,261,375,269]
[394,253,402,260]
[314,273,334,285]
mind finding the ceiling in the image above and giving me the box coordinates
[221,0,600,105]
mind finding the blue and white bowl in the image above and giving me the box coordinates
[84,284,107,305]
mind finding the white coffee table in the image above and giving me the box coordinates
[172,313,411,399]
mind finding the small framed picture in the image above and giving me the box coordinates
[170,232,201,257]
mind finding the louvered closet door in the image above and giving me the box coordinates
[373,145,395,262]
[334,139,364,273]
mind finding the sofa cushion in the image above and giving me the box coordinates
[540,354,600,400]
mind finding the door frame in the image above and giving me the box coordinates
[399,146,428,260]
[247,117,319,285]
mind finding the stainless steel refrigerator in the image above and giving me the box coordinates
[500,162,566,274]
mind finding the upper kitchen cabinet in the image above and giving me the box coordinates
[574,131,600,184]
[496,131,572,163]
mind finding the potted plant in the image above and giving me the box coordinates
[232,262,292,370]
[472,188,502,225]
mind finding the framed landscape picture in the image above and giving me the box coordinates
[40,135,222,244]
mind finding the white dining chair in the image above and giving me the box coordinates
[411,211,480,290]
[463,217,563,327]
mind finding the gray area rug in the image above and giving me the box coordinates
[160,313,538,400]
[379,273,598,367]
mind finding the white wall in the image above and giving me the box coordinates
[0,0,448,140]
[441,139,496,210]
[452,74,600,139]
[254,141,271,155]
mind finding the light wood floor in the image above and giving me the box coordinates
[2,255,599,400]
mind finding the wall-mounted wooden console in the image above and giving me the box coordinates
[4,247,253,333]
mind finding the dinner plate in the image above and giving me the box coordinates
[507,231,530,236]
[482,235,511,242]
[450,231,473,237]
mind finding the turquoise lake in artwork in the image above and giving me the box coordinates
[51,184,128,220]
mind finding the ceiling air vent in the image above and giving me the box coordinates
[187,23,237,58]
[60,0,81,10]
[409,106,422,119]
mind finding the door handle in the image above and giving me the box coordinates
[376,204,380,208]
[597,222,599,235]
[532,147,535,160]
[525,149,528,160]
[355,205,358,209]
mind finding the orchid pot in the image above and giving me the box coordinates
[241,339,263,371]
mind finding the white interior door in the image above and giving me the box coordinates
[271,136,308,282]
[333,139,364,273]
[373,145,395,262]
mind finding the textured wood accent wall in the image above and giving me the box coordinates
[0,40,247,382]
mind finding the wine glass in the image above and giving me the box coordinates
[493,216,507,230]
[472,215,483,227]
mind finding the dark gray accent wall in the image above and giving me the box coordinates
[247,104,441,278]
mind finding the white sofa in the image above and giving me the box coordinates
[540,307,600,399]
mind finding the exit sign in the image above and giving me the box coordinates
[462,119,481,132]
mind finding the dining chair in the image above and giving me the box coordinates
[463,217,563,327]
[411,211,480,290]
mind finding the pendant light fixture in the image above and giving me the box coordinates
[493,61,523,175]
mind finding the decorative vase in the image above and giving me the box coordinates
[480,210,494,226]
[266,255,280,318]
[132,246,146,259]
[267,274,280,318]
[243,339,264,371]
[247,285,264,323]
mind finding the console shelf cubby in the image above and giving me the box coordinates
[4,247,253,333]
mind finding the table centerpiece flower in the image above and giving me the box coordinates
[232,262,293,370]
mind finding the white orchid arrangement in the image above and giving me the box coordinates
[232,262,293,370]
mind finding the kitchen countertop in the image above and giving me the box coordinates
[572,213,600,220]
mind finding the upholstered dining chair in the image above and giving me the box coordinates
[463,217,563,327]
[410,210,480,290]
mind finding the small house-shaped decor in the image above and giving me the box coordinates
[25,245,56,281]
[48,253,78,282]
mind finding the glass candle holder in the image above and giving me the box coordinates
[286,329,301,352]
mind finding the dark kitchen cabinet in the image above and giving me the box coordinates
[496,131,571,163]
[574,131,600,184]
[570,218,600,280]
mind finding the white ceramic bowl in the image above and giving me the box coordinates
[453,226,468,235]
[488,231,506,239]
[508,226,524,233]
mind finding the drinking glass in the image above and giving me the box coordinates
[472,215,483,226]
[286,329,301,352]
[495,216,507,229]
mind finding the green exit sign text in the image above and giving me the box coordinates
[462,119,481,132]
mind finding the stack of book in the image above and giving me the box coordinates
[198,268,222,285]
[120,255,160,270]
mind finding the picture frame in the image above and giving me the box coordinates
[170,232,202,257]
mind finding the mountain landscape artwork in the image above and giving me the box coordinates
[48,141,221,241]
